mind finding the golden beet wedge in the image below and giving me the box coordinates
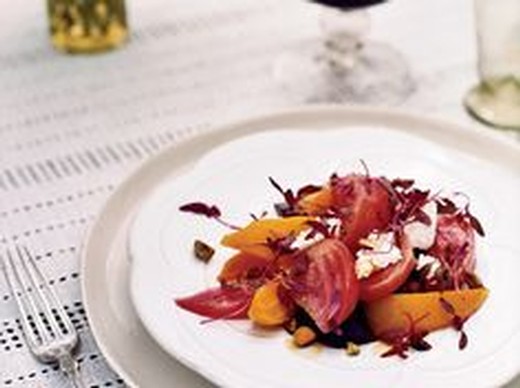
[248,281,291,326]
[297,187,332,215]
[221,216,312,259]
[365,288,489,337]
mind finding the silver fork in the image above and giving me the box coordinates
[1,245,85,388]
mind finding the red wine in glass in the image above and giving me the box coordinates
[312,0,386,9]
[276,0,414,104]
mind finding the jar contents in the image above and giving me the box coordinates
[465,0,520,129]
[47,0,128,53]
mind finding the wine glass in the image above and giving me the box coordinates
[275,0,415,105]
[464,0,520,130]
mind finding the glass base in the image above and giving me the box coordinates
[465,77,520,130]
[50,24,128,54]
[274,41,415,105]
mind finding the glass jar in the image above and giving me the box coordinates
[47,0,128,54]
[465,0,520,129]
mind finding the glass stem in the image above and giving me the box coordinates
[320,8,370,73]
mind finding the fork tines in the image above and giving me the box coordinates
[1,245,76,360]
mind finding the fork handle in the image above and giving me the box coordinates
[59,352,86,388]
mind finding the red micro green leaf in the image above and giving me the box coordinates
[452,315,464,331]
[179,202,221,218]
[414,209,432,226]
[269,177,297,206]
[458,331,468,350]
[330,223,339,236]
[379,313,432,359]
[360,159,370,177]
[296,184,322,199]
[386,184,431,233]
[381,343,409,359]
[467,212,485,237]
[269,177,299,216]
[268,176,286,196]
[250,210,268,221]
[270,178,327,217]
[438,297,470,350]
[264,234,297,257]
[439,297,456,315]
[436,197,458,214]
[391,178,415,190]
[411,337,432,351]
[179,201,240,230]
[463,271,483,289]
[305,219,332,239]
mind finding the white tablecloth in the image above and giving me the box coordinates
[0,0,518,386]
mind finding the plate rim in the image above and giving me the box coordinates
[81,105,520,388]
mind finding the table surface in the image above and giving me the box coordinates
[0,0,518,387]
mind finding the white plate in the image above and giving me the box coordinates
[127,107,520,388]
[81,106,520,387]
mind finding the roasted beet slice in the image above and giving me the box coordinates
[331,175,393,252]
[175,286,253,320]
[427,213,476,289]
[286,239,359,333]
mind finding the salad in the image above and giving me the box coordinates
[175,169,488,358]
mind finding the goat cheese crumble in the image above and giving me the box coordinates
[355,232,403,279]
[403,200,438,250]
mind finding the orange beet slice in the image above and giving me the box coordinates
[365,288,489,337]
[218,252,271,285]
[297,187,333,215]
[248,281,291,326]
[221,216,313,259]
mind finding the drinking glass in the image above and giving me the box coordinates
[465,0,520,129]
[275,1,415,105]
[47,0,128,53]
